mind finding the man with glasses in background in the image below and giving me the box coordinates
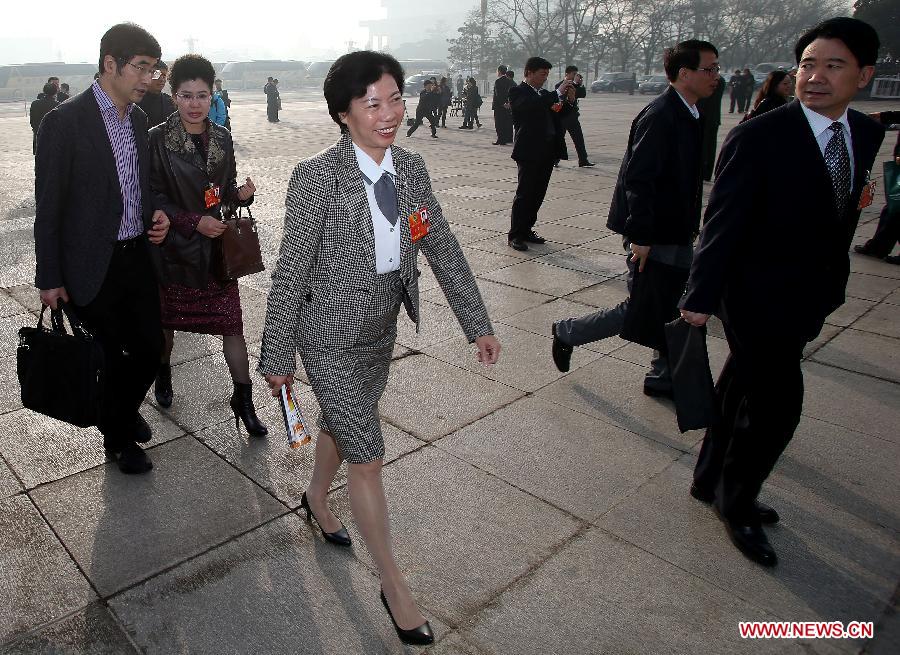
[33,23,171,474]
[137,59,175,129]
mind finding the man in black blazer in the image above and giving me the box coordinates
[680,17,885,567]
[552,41,721,397]
[34,23,171,474]
[29,83,58,155]
[507,56,574,251]
[554,66,593,167]
[492,64,515,145]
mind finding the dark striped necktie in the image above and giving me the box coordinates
[824,122,851,216]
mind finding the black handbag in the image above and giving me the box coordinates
[213,204,265,281]
[619,259,689,352]
[664,318,718,432]
[17,301,105,428]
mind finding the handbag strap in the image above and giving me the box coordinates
[55,300,96,341]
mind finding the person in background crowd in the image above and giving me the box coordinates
[855,110,900,264]
[460,77,482,129]
[728,69,742,113]
[438,76,452,128]
[264,76,279,122]
[697,71,726,181]
[456,73,464,98]
[208,83,228,126]
[629,71,637,95]
[406,79,439,138]
[555,66,593,166]
[215,78,231,130]
[149,54,266,439]
[137,59,175,129]
[743,70,793,121]
[56,83,70,103]
[29,83,59,154]
[738,68,755,113]
[38,77,60,100]
[492,64,515,145]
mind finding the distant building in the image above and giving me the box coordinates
[360,0,471,58]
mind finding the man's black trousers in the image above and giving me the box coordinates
[510,158,554,241]
[494,108,513,143]
[561,112,588,164]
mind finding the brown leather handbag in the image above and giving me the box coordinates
[213,204,265,281]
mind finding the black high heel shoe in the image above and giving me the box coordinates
[230,382,268,437]
[300,492,351,546]
[380,589,434,645]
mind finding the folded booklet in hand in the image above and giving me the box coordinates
[279,383,312,449]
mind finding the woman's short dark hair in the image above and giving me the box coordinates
[794,17,879,68]
[98,23,161,76]
[524,57,552,74]
[324,51,405,131]
[168,54,215,94]
[753,70,791,110]
[42,83,57,97]
[663,40,718,82]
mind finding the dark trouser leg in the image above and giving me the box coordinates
[440,107,448,127]
[407,118,422,136]
[501,111,513,143]
[427,115,437,136]
[863,204,900,257]
[701,124,719,181]
[493,109,505,140]
[75,242,163,447]
[510,158,554,241]
[729,94,736,113]
[564,114,589,164]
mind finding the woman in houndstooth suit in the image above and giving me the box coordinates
[258,51,501,646]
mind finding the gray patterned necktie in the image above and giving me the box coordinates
[362,172,398,226]
[824,122,851,216]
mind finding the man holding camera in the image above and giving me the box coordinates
[554,65,593,167]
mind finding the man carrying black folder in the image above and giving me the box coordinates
[550,40,720,397]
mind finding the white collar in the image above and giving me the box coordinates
[353,142,396,183]
[800,102,850,138]
[673,88,699,119]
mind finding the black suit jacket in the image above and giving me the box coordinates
[492,75,514,111]
[607,86,704,245]
[509,82,570,162]
[681,101,885,341]
[34,88,162,305]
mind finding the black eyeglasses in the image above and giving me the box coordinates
[696,65,721,75]
[124,61,158,79]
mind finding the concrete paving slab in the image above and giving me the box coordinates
[396,299,466,351]
[30,436,285,596]
[4,285,42,314]
[597,456,900,631]
[845,273,899,302]
[460,527,793,655]
[0,403,184,489]
[0,495,96,643]
[379,354,523,441]
[447,224,502,245]
[0,603,135,654]
[564,277,630,308]
[422,278,552,321]
[578,232,626,253]
[109,513,444,654]
[328,447,582,625]
[803,322,842,359]
[0,355,23,415]
[0,290,25,318]
[466,234,569,260]
[550,212,612,231]
[825,296,877,328]
[810,329,900,383]
[480,260,607,297]
[852,302,900,339]
[0,456,21,500]
[166,331,223,367]
[0,313,34,359]
[800,362,900,445]
[439,396,680,522]
[536,356,702,452]
[850,253,900,279]
[456,246,520,275]
[524,223,603,246]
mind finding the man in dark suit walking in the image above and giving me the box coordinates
[551,41,720,398]
[697,74,725,181]
[406,79,439,138]
[34,22,171,474]
[554,66,594,167]
[507,56,574,251]
[29,83,58,154]
[492,64,514,145]
[680,17,884,567]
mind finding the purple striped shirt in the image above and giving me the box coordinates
[91,81,143,240]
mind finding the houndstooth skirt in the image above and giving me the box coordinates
[300,271,403,464]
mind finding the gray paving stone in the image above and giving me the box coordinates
[197,395,423,508]
[564,277,630,308]
[551,212,613,231]
[0,313,33,359]
[166,331,223,367]
[801,362,900,444]
[845,273,899,302]
[422,278,552,321]
[425,632,490,655]
[466,234,569,260]
[578,232,626,253]
[379,354,523,441]
[329,447,582,624]
[863,594,899,655]
[0,403,184,489]
[535,245,629,277]
[480,260,607,297]
[824,296,877,328]
[0,355,23,415]
[109,513,443,654]
[457,246,521,275]
[852,302,900,339]
[611,333,730,380]
[460,527,790,655]
[536,356,702,452]
[4,285,42,314]
[0,603,135,654]
[30,436,285,596]
[447,224,502,245]
[525,223,603,246]
[803,322,843,359]
[0,495,96,642]
[440,396,679,522]
[810,329,900,383]
[851,253,900,279]
[0,456,21,499]
[424,324,602,393]
[396,299,466,351]
[597,456,900,629]
[0,290,25,318]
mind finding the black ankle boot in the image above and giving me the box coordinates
[154,363,173,408]
[230,382,268,437]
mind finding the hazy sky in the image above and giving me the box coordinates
[0,1,390,64]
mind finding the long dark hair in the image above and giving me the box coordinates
[751,70,790,111]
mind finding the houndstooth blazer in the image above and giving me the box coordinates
[258,132,493,376]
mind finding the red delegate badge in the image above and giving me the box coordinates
[858,179,876,210]
[409,207,430,242]
[204,185,222,209]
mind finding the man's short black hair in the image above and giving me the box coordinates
[47,76,59,83]
[565,65,578,74]
[42,83,57,97]
[59,83,69,92]
[267,76,273,82]
[506,70,514,78]
[498,64,508,74]
[168,54,215,94]
[324,50,405,131]
[663,40,718,82]
[794,17,879,68]
[98,23,161,76]
[156,60,168,71]
[524,57,552,74]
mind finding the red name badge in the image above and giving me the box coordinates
[409,207,430,242]
[204,185,221,209]
[858,180,876,210]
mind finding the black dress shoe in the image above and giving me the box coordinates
[853,243,887,258]
[508,238,529,251]
[135,413,152,443]
[380,589,434,645]
[551,323,573,373]
[886,255,900,265]
[642,383,673,399]
[721,517,778,567]
[154,363,173,408]
[115,442,153,475]
[300,492,352,546]
[690,485,780,524]
[578,161,595,167]
[524,231,546,244]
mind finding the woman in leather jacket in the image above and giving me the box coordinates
[148,54,267,437]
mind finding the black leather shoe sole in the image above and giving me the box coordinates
[551,323,573,373]
[853,244,887,258]
[690,485,779,524]
[116,443,153,474]
[722,519,777,567]
[689,483,715,503]
[135,413,152,443]
[508,239,528,251]
[523,233,546,244]
[642,384,673,399]
[578,161,595,167]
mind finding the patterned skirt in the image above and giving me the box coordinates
[160,278,243,336]
[300,271,403,464]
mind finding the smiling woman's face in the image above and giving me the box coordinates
[174,78,212,131]
[339,73,405,164]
